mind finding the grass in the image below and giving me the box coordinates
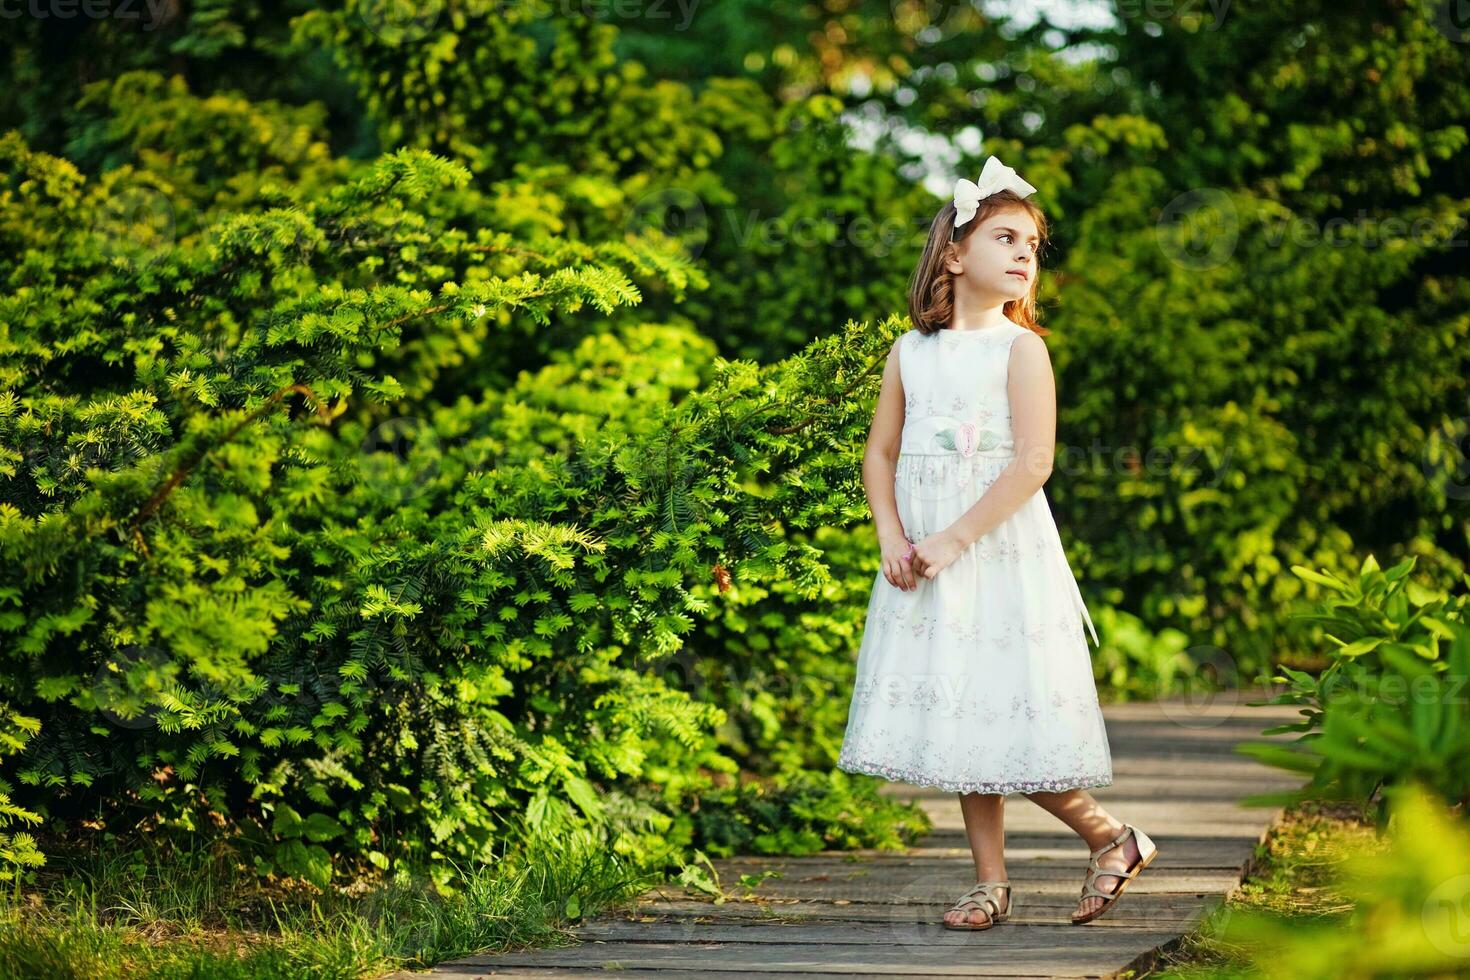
[1139,798,1385,978]
[0,827,663,979]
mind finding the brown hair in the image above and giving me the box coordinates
[906,189,1051,337]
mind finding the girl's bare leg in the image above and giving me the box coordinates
[1023,788,1140,919]
[942,791,1010,926]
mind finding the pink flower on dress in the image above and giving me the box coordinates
[955,421,978,458]
[934,420,1001,456]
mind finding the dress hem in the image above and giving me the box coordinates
[836,759,1114,796]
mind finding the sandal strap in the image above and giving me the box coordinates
[950,880,1010,917]
[1087,823,1135,860]
[951,897,1002,916]
[1080,868,1137,901]
[955,880,1010,901]
[1088,851,1135,873]
[1080,828,1147,902]
[1083,863,1139,885]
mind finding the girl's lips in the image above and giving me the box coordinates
[1007,271,1027,280]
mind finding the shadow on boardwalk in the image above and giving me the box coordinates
[392,695,1306,979]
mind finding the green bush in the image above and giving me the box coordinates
[0,101,930,887]
[1242,555,1470,819]
[0,706,43,889]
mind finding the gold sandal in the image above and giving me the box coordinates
[1071,823,1158,925]
[943,880,1012,930]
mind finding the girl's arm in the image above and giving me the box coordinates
[941,331,1057,549]
[864,338,918,590]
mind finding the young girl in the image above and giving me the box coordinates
[835,156,1158,929]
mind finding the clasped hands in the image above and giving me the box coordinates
[880,527,966,591]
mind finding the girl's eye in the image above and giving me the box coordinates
[999,234,1038,252]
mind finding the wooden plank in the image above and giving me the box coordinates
[625,875,1243,907]
[570,916,1201,943]
[620,897,1215,925]
[386,698,1303,979]
[701,837,1263,869]
[438,930,1186,976]
[408,975,1064,980]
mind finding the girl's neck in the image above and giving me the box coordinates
[947,276,1016,329]
[946,301,1014,333]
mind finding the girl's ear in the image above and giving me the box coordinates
[942,243,963,275]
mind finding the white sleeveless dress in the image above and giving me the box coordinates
[835,322,1113,795]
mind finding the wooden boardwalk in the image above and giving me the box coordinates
[394,695,1306,979]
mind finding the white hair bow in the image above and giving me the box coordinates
[952,156,1038,229]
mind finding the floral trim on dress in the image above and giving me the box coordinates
[837,716,1113,795]
[836,761,1113,796]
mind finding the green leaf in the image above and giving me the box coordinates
[1291,565,1351,592]
[277,839,334,889]
[563,775,603,820]
[1335,636,1384,659]
[272,804,304,838]
[1234,741,1320,773]
[1419,615,1456,639]
[303,812,344,842]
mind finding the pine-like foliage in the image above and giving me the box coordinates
[0,85,898,883]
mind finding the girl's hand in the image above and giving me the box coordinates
[911,528,966,580]
[880,530,919,591]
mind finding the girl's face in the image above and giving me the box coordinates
[947,208,1040,300]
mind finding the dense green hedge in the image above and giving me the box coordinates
[0,110,926,885]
